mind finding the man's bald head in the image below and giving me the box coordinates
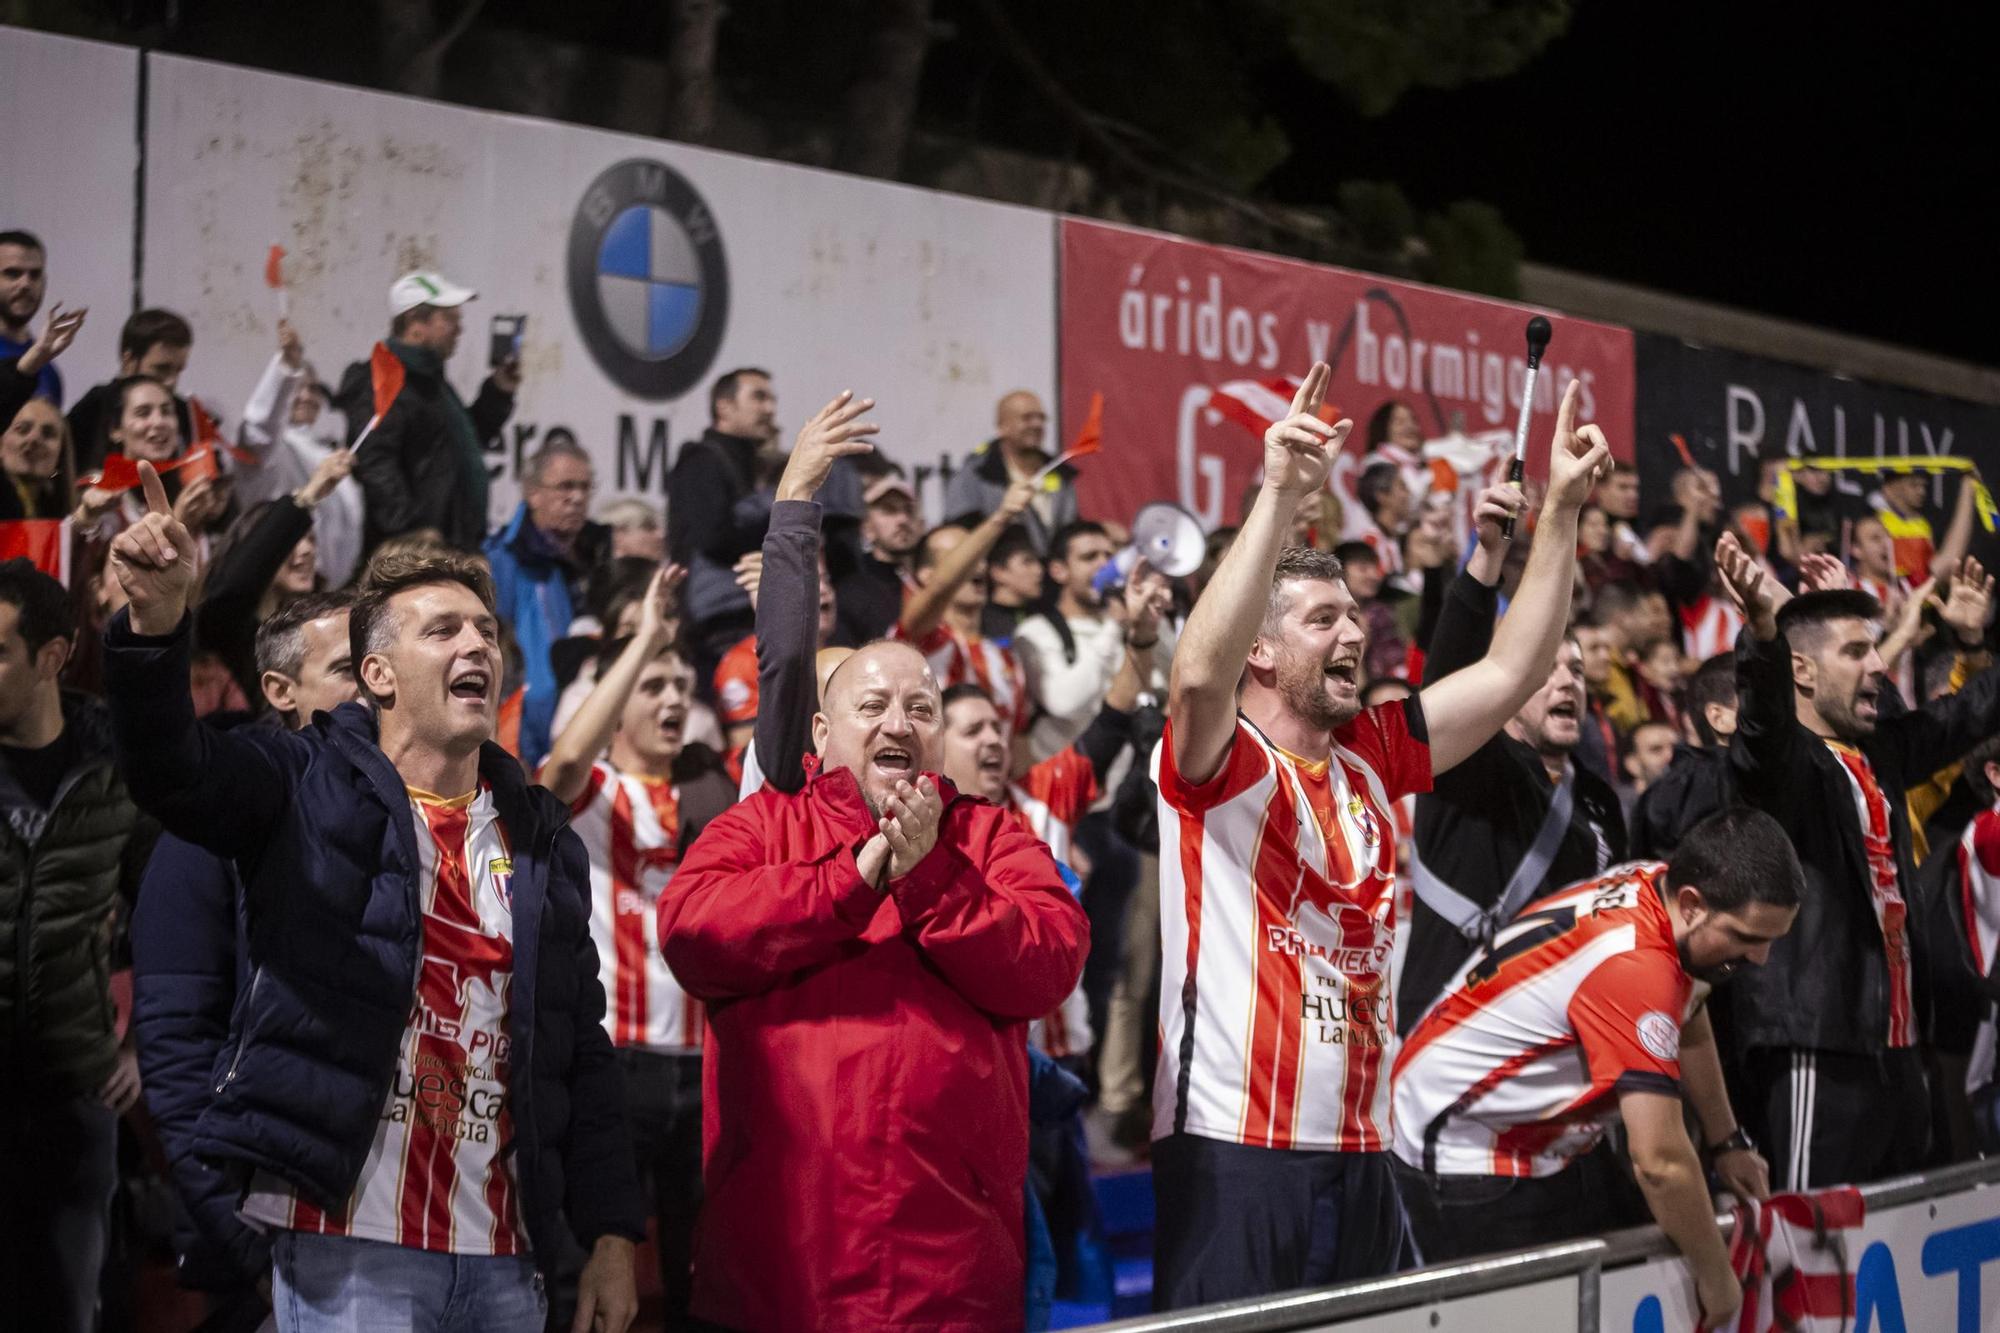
[995,390,1048,459]
[813,640,944,814]
[815,646,854,704]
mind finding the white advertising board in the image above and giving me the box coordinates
[140,53,1057,526]
[1600,1183,2000,1332]
[0,27,139,389]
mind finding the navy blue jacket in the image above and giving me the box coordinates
[105,610,645,1271]
[131,832,270,1290]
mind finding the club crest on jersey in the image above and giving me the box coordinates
[1346,795,1381,848]
[488,857,514,909]
[1636,1010,1680,1061]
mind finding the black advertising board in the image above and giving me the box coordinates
[1632,332,2000,516]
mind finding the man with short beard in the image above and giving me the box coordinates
[1150,366,1609,1307]
[1392,809,1802,1331]
[833,467,923,644]
[658,638,1087,1331]
[538,566,735,1331]
[1715,533,1999,1189]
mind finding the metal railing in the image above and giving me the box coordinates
[1081,1155,2000,1332]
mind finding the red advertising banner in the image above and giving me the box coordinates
[1059,217,1636,532]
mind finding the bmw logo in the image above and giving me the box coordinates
[567,159,729,399]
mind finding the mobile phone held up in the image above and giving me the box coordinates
[489,314,526,368]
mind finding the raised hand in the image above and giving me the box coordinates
[173,475,228,533]
[278,317,305,369]
[18,302,85,376]
[108,461,199,635]
[1544,380,1612,511]
[880,776,944,880]
[1714,531,1785,638]
[1937,555,1995,646]
[1796,551,1851,594]
[997,475,1038,523]
[638,562,687,645]
[1121,558,1171,640]
[733,550,763,610]
[1465,482,1529,585]
[776,390,880,503]
[297,447,353,506]
[1262,363,1352,498]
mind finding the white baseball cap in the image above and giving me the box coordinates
[389,271,477,317]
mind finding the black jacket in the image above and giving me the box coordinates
[1727,625,2000,1053]
[1629,743,1733,860]
[1,695,151,1100]
[196,495,314,704]
[104,610,645,1271]
[336,344,512,554]
[667,427,769,628]
[1399,570,1626,1031]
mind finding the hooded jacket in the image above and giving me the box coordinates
[103,609,645,1271]
[659,765,1089,1331]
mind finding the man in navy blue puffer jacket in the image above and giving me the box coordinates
[105,463,642,1333]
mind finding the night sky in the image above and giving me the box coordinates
[1263,3,1991,367]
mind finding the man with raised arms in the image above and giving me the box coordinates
[1150,362,1611,1306]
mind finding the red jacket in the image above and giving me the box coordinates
[660,766,1089,1332]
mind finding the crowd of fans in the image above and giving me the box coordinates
[5,217,2000,1333]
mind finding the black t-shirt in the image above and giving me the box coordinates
[1,726,80,810]
[834,555,907,647]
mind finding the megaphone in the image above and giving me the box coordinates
[1092,502,1208,597]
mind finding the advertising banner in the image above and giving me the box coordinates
[0,27,138,389]
[1058,217,1635,531]
[1598,1183,2000,1332]
[1633,332,2000,516]
[140,54,1057,525]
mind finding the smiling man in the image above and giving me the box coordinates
[1391,809,1803,1332]
[659,637,1088,1331]
[1151,365,1610,1308]
[1714,535,2000,1190]
[100,463,641,1333]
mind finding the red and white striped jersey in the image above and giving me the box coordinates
[1957,806,2000,978]
[244,786,525,1255]
[568,761,702,1052]
[893,622,1032,738]
[1008,748,1100,1059]
[1823,741,1915,1047]
[1152,706,1432,1153]
[1679,593,1744,663]
[1391,862,1693,1179]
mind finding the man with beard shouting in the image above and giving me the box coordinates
[1391,808,1802,1331]
[1150,364,1610,1307]
[1713,533,1998,1189]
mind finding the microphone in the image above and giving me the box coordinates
[1500,316,1554,541]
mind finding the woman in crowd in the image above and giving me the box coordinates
[0,395,75,519]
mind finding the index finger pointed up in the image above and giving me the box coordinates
[138,460,171,516]
[1554,378,1580,443]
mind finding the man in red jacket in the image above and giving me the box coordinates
[659,638,1089,1332]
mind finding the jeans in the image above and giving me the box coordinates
[271,1231,545,1332]
[0,1091,118,1333]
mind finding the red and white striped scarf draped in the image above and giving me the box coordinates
[1721,1188,1864,1332]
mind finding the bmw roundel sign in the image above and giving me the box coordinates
[567,159,730,400]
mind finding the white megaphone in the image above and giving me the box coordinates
[1091,502,1208,597]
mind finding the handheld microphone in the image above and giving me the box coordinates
[1500,316,1553,541]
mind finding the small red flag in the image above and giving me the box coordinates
[180,398,223,483]
[1068,392,1104,461]
[264,244,286,289]
[370,341,405,422]
[0,518,73,584]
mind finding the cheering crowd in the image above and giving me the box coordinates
[6,221,2000,1333]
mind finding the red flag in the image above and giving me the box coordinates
[86,448,213,494]
[0,518,73,584]
[181,398,223,483]
[264,244,286,289]
[370,341,405,422]
[1067,392,1104,461]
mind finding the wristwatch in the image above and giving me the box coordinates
[1707,1125,1756,1155]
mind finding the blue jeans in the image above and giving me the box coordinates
[271,1231,545,1332]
